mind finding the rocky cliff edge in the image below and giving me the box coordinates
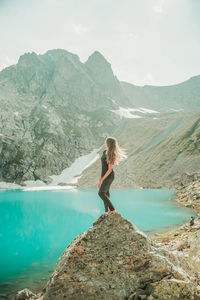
[16,212,199,300]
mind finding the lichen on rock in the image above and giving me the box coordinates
[16,212,199,300]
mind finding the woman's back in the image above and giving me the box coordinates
[101,150,114,178]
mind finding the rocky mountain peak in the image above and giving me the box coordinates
[16,212,197,300]
[16,49,81,73]
[84,50,114,82]
[18,51,39,67]
[44,48,81,64]
[84,51,132,106]
[87,50,110,64]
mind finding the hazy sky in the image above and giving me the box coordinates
[0,0,200,86]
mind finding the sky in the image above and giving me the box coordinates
[0,0,200,86]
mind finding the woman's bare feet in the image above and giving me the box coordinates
[104,210,117,216]
[107,210,116,215]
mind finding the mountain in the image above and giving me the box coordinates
[0,48,200,185]
[0,49,111,110]
[0,49,123,184]
[120,75,200,112]
[85,51,131,107]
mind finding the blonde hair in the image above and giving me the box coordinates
[105,137,127,165]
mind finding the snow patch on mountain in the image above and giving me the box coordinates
[110,106,159,119]
[0,147,103,191]
[170,108,184,112]
[49,146,102,185]
[139,107,159,114]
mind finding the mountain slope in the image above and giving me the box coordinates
[85,51,131,107]
[120,76,200,112]
[77,111,200,189]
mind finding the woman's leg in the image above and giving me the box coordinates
[106,190,110,198]
[98,175,115,211]
[103,191,110,212]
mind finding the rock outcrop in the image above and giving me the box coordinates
[174,175,200,211]
[16,212,199,300]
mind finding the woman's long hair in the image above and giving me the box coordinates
[105,137,127,165]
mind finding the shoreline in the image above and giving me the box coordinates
[150,179,200,243]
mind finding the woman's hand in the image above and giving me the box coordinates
[98,165,112,188]
[98,179,103,188]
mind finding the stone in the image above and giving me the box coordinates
[15,288,38,300]
[16,212,198,300]
[177,240,190,251]
[147,279,196,300]
[162,237,170,243]
[188,230,200,272]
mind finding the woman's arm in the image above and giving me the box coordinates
[100,163,113,183]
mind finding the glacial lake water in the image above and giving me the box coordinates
[0,188,195,299]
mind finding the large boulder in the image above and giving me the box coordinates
[16,212,198,300]
[188,230,200,273]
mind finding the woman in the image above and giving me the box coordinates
[98,137,127,215]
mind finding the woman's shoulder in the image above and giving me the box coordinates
[101,150,106,157]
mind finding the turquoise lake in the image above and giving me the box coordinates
[0,188,194,298]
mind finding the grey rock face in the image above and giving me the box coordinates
[16,212,198,300]
[0,49,122,184]
[175,177,200,211]
[85,51,131,106]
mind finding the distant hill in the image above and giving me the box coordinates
[0,48,199,185]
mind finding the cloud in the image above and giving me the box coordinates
[153,5,163,13]
[73,24,90,35]
[152,0,165,14]
[127,32,138,39]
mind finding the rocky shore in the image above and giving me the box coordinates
[151,175,200,241]
[150,176,200,295]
